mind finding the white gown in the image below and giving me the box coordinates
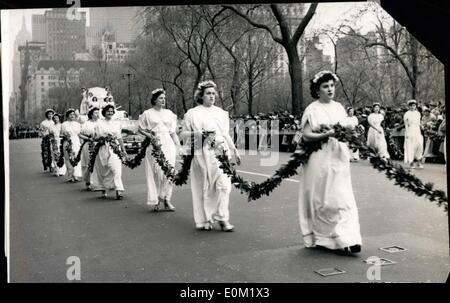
[90,119,124,191]
[298,100,362,249]
[40,119,55,170]
[403,110,423,164]
[49,123,67,176]
[61,121,82,180]
[182,105,233,228]
[367,113,390,158]
[138,108,177,205]
[80,120,99,184]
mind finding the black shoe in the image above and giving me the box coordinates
[350,244,361,253]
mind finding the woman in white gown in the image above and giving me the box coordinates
[90,104,127,199]
[181,80,241,231]
[403,100,424,169]
[298,71,362,253]
[61,108,82,182]
[78,106,100,190]
[138,88,180,211]
[40,109,55,172]
[367,103,390,159]
[49,113,67,177]
[346,107,360,161]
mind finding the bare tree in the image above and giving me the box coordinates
[223,3,319,114]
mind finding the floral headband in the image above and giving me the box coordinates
[152,88,165,95]
[312,70,339,83]
[197,80,217,90]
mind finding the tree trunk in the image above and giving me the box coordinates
[286,44,303,114]
[409,34,418,99]
[230,58,241,115]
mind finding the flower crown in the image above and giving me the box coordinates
[312,70,339,83]
[197,80,217,90]
[151,88,165,95]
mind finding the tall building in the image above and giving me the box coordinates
[18,42,48,121]
[44,8,86,60]
[13,16,31,122]
[32,14,46,42]
[101,31,136,63]
[87,7,143,53]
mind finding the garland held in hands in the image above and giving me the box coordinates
[41,134,53,170]
[57,136,67,168]
[213,124,448,211]
[88,134,125,173]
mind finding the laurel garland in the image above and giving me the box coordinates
[73,140,90,166]
[88,134,126,173]
[49,134,60,160]
[57,136,67,168]
[41,135,52,170]
[212,124,448,211]
[124,137,151,169]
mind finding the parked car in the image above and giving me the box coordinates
[122,132,145,154]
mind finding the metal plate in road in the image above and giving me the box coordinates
[314,267,346,277]
[364,257,396,266]
[379,245,407,253]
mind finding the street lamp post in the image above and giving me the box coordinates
[122,69,135,118]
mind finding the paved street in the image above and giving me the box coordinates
[8,138,449,282]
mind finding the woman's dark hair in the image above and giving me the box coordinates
[45,109,55,119]
[195,81,217,104]
[101,104,115,117]
[65,108,76,118]
[346,107,354,114]
[52,113,62,123]
[87,107,99,120]
[151,89,165,105]
[309,72,337,99]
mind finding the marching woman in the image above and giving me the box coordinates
[61,108,82,182]
[90,104,127,200]
[298,71,362,253]
[367,103,390,159]
[138,88,180,211]
[346,107,360,161]
[78,105,100,191]
[39,109,55,172]
[403,100,424,169]
[49,113,67,177]
[180,80,241,231]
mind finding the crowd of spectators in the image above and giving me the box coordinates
[231,102,446,162]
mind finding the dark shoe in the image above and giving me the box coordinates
[196,222,213,231]
[116,191,123,200]
[350,244,361,253]
[163,200,176,211]
[100,191,107,199]
[218,221,234,232]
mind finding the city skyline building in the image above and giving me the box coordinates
[44,8,86,60]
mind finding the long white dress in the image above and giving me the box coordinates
[367,113,390,158]
[49,123,67,176]
[403,110,423,164]
[182,105,232,228]
[138,108,177,205]
[40,119,55,170]
[61,120,82,180]
[90,119,124,192]
[80,120,99,184]
[298,100,362,249]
